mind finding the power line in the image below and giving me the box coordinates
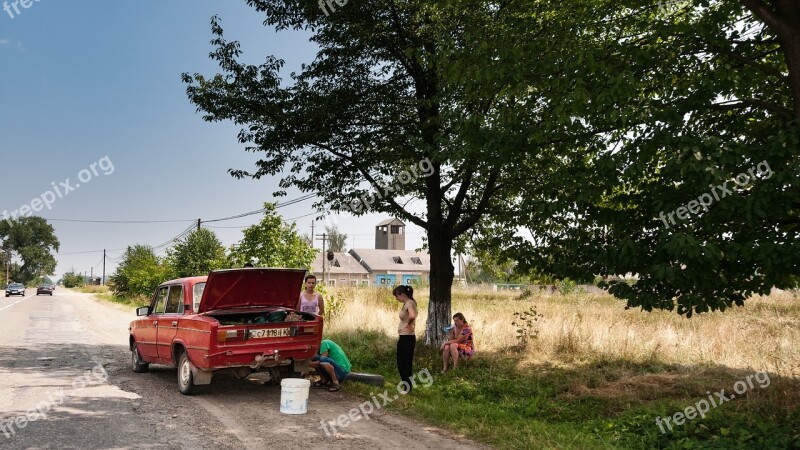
[152,223,197,252]
[53,195,318,255]
[44,218,196,224]
[42,194,317,225]
[58,247,127,255]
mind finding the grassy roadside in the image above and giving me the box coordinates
[323,287,800,449]
[330,329,800,449]
[72,285,149,308]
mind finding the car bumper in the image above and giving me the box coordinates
[196,344,319,371]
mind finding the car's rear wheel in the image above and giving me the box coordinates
[177,351,197,395]
[131,342,149,373]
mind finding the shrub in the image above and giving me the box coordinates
[511,304,543,350]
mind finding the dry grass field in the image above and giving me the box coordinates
[324,285,800,449]
[327,285,800,378]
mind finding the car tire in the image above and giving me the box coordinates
[346,372,386,387]
[177,351,198,395]
[131,342,149,373]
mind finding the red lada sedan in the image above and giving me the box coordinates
[128,268,323,394]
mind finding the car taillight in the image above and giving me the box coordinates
[216,329,239,342]
[297,325,317,336]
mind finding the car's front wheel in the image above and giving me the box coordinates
[177,351,197,395]
[131,342,149,373]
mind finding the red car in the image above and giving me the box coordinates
[128,268,323,394]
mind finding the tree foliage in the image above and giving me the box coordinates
[110,245,171,298]
[183,0,798,322]
[165,228,229,278]
[229,203,316,269]
[476,0,800,316]
[182,0,598,344]
[61,272,85,288]
[0,217,60,285]
[325,224,347,253]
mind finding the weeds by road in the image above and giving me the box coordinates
[72,285,148,308]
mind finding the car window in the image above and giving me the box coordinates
[153,287,169,314]
[164,285,183,314]
[192,282,206,313]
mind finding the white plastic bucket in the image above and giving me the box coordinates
[280,378,310,414]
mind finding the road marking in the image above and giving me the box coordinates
[0,294,34,312]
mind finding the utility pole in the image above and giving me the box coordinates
[5,249,10,284]
[315,233,329,285]
[310,221,315,246]
[90,267,93,284]
[102,249,106,285]
[197,218,201,232]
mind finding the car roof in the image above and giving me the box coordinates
[159,276,208,286]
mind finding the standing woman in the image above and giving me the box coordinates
[297,275,325,316]
[393,284,417,394]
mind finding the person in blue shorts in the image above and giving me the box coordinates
[309,339,351,392]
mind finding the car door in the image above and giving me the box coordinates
[138,286,168,361]
[156,284,184,362]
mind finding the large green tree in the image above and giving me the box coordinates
[229,203,316,269]
[477,0,799,316]
[182,0,610,344]
[165,228,229,278]
[110,245,172,298]
[0,217,60,285]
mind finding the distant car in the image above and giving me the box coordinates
[37,284,54,296]
[6,283,25,297]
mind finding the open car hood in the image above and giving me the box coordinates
[197,268,306,314]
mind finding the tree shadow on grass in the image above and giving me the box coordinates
[325,328,800,449]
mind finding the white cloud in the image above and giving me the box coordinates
[0,38,24,50]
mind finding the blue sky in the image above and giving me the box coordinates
[0,0,426,280]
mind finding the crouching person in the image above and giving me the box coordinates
[310,339,351,392]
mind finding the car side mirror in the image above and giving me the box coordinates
[136,306,149,316]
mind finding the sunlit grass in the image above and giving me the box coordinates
[327,286,800,378]
[323,285,800,449]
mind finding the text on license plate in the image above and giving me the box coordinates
[249,328,291,339]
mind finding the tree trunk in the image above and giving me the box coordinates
[741,0,800,123]
[424,233,454,347]
[782,30,800,124]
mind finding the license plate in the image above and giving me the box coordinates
[248,328,292,339]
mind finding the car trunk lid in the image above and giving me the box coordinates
[196,268,306,314]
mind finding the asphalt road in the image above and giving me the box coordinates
[0,289,485,450]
